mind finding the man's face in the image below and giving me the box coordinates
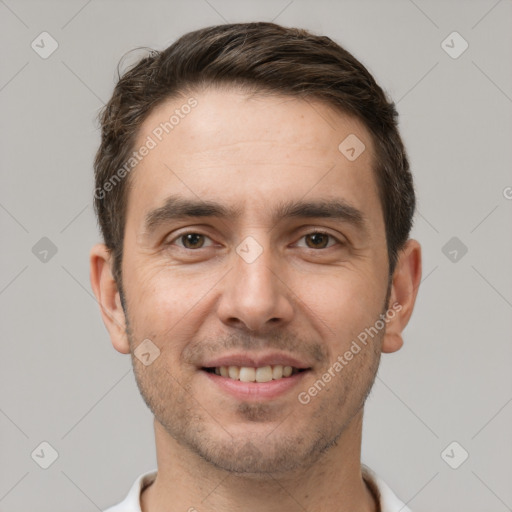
[119,87,390,473]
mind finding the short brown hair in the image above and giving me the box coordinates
[93,22,415,286]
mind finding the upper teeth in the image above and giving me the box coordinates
[214,365,296,382]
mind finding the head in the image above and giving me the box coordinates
[90,22,421,475]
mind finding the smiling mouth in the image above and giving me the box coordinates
[202,365,309,383]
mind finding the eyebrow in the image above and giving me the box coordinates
[143,194,366,235]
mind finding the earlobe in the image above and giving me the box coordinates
[89,243,130,354]
[381,239,422,354]
[381,326,404,354]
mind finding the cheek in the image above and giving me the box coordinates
[295,269,384,354]
[125,264,216,337]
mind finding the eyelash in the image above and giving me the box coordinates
[168,231,342,250]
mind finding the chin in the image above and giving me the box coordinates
[184,425,338,475]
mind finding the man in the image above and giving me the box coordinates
[90,22,422,512]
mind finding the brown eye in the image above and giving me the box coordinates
[179,233,207,249]
[304,232,333,249]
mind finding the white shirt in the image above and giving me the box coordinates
[103,465,412,512]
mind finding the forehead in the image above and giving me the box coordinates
[127,86,382,231]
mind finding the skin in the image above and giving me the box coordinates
[90,86,421,512]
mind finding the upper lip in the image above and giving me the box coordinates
[201,352,311,370]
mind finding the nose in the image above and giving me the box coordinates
[216,237,294,333]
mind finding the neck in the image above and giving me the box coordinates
[141,409,377,512]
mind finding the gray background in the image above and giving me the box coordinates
[1,0,511,510]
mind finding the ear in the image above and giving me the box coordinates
[381,239,422,354]
[89,243,130,354]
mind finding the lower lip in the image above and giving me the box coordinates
[202,370,309,400]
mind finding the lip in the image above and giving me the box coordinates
[202,368,310,400]
[201,352,311,370]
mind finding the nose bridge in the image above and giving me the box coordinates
[217,233,293,331]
